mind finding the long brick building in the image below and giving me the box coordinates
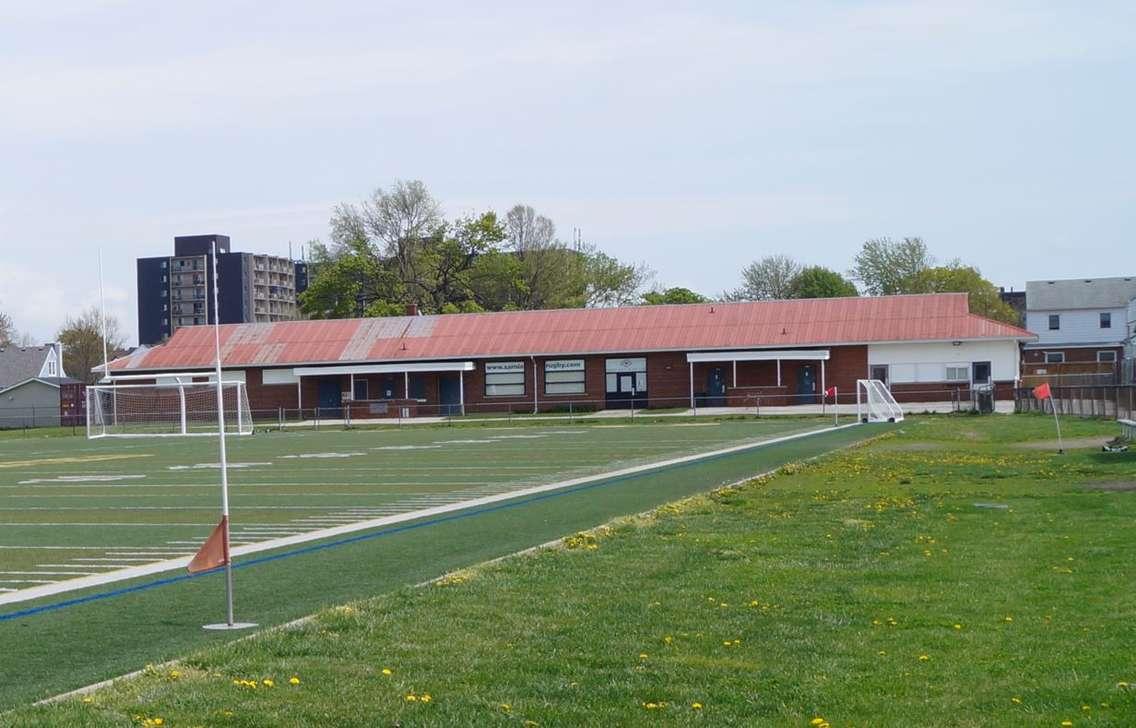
[106,293,1034,417]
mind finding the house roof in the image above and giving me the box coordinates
[0,345,58,390]
[107,294,1034,373]
[0,376,83,395]
[1026,277,1136,311]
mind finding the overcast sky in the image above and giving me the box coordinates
[2,1,1134,345]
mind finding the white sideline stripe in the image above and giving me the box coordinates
[0,579,54,584]
[70,558,167,563]
[39,564,122,569]
[104,552,195,557]
[0,571,99,576]
[0,589,15,592]
[0,523,217,527]
[0,545,191,550]
[0,423,860,607]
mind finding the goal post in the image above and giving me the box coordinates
[856,379,904,423]
[87,381,253,438]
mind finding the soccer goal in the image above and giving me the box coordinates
[87,381,253,438]
[856,379,904,423]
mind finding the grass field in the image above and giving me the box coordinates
[0,415,880,711]
[0,417,825,592]
[2,414,1131,726]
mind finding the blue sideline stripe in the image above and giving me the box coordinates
[0,426,847,623]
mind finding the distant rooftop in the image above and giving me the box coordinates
[1026,276,1136,311]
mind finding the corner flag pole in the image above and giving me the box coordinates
[1051,395,1064,455]
[202,240,255,630]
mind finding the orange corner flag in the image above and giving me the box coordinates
[1033,382,1052,400]
[187,516,230,574]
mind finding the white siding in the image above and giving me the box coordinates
[1128,299,1136,359]
[868,341,1019,383]
[1025,308,1126,346]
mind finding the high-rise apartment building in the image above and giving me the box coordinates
[137,234,308,345]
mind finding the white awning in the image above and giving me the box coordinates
[686,349,830,363]
[293,361,475,377]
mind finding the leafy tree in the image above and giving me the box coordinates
[850,237,933,295]
[907,265,1020,324]
[727,255,801,300]
[786,267,858,299]
[582,245,652,308]
[641,287,708,305]
[57,306,126,384]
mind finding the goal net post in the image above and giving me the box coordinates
[856,379,904,423]
[87,381,253,438]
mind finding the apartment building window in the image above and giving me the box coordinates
[1044,352,1065,364]
[1100,312,1111,328]
[1048,314,1060,330]
[1097,351,1117,363]
[945,365,969,382]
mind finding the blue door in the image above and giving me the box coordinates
[706,367,726,406]
[318,380,342,415]
[439,375,461,416]
[796,365,817,404]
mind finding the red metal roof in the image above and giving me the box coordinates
[110,293,1035,372]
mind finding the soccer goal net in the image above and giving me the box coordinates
[856,379,904,423]
[87,381,253,438]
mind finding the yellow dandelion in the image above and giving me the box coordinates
[663,635,673,644]
[639,653,649,660]
[500,703,512,712]
[421,694,432,703]
[289,676,301,686]
[405,694,418,702]
[1081,705,1091,711]
[811,718,826,726]
[918,654,930,661]
[1004,616,1013,623]
[878,651,886,656]
[953,624,962,630]
[692,702,703,710]
[1117,681,1130,689]
[1061,721,1073,727]
[382,667,393,676]
[262,678,275,688]
[1011,697,1022,704]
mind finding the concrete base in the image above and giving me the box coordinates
[203,622,258,631]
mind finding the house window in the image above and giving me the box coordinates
[945,366,969,382]
[545,359,585,395]
[1044,352,1065,364]
[1097,351,1117,363]
[1048,314,1060,330]
[1100,312,1111,328]
[353,379,368,401]
[484,361,526,396]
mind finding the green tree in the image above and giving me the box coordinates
[727,255,801,300]
[850,237,933,295]
[640,287,708,305]
[57,306,126,384]
[907,265,1020,324]
[786,267,858,299]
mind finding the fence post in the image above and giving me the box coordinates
[315,407,320,431]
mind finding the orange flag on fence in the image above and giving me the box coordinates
[1033,382,1052,400]
[187,516,230,574]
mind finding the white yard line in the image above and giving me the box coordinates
[0,571,100,576]
[0,423,861,607]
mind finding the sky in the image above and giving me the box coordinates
[1,1,1134,346]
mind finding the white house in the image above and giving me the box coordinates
[1023,277,1135,377]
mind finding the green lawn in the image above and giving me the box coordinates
[3,414,1133,725]
[0,415,871,712]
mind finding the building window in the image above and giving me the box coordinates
[945,365,969,382]
[1100,312,1111,328]
[485,361,526,396]
[1097,351,1117,363]
[353,379,368,401]
[545,359,585,395]
[1044,352,1065,364]
[1048,314,1060,330]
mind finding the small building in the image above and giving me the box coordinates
[137,234,309,346]
[0,343,85,428]
[1023,276,1136,382]
[106,293,1033,417]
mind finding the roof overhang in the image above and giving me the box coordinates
[0,377,60,394]
[292,361,476,377]
[686,349,830,363]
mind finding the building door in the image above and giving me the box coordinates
[870,365,889,386]
[605,357,647,409]
[706,367,726,406]
[972,361,991,384]
[318,380,342,416]
[439,375,462,416]
[796,365,817,404]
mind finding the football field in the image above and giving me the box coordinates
[0,417,831,603]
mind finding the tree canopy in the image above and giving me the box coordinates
[850,237,933,296]
[0,312,15,348]
[725,255,802,301]
[300,183,651,318]
[786,266,858,299]
[57,306,127,384]
[640,287,708,305]
[906,265,1019,324]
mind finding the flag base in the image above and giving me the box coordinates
[203,621,258,631]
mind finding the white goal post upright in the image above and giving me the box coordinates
[856,379,904,423]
